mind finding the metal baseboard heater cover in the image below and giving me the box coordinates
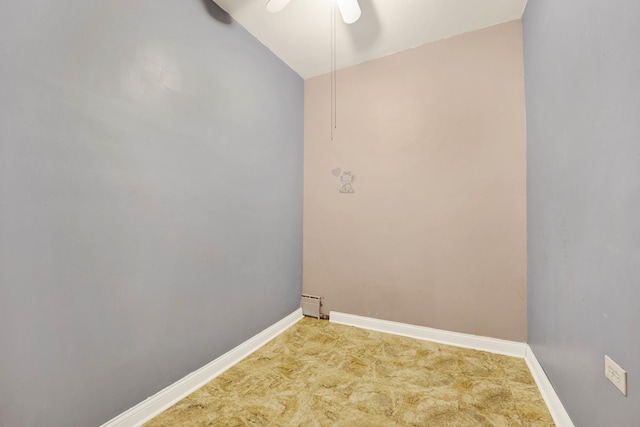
[301,294,322,319]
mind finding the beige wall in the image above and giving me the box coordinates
[303,20,527,342]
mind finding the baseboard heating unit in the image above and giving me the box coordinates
[301,294,322,319]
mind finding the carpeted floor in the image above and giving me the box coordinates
[145,317,555,426]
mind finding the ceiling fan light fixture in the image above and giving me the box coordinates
[266,0,292,13]
[335,0,361,24]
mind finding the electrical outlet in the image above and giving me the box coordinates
[605,355,627,396]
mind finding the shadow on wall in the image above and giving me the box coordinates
[200,0,233,24]
[345,0,381,49]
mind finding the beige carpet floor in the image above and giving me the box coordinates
[145,317,554,426]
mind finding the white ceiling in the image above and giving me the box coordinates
[214,0,528,79]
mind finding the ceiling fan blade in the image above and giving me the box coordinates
[266,0,292,13]
[335,0,361,24]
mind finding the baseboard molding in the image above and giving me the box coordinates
[525,345,575,427]
[329,312,527,358]
[101,308,304,427]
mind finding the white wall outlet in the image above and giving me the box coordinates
[605,355,627,396]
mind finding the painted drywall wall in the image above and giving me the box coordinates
[523,0,640,425]
[304,21,527,342]
[0,1,303,426]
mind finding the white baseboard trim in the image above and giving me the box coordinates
[101,308,304,427]
[329,312,527,358]
[525,344,575,427]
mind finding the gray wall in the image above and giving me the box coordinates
[523,1,640,425]
[0,1,303,426]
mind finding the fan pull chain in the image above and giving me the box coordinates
[331,1,337,141]
[334,0,337,134]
